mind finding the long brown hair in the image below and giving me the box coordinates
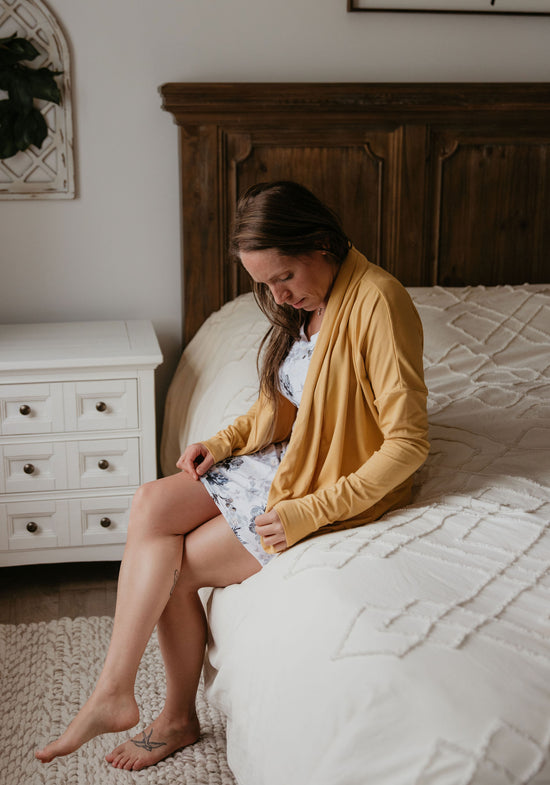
[230,181,350,402]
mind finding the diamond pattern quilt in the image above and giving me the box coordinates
[162,285,550,785]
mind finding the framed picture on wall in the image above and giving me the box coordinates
[348,1,550,13]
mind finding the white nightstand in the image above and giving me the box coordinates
[0,320,163,566]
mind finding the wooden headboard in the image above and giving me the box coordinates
[160,82,550,346]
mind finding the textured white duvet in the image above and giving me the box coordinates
[161,285,550,785]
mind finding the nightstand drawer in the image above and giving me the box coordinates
[0,442,67,494]
[67,439,141,489]
[70,496,132,546]
[0,383,64,436]
[63,380,139,432]
[1,439,140,493]
[0,500,70,551]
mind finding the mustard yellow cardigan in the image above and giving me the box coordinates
[203,247,430,552]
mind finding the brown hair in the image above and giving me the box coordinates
[230,181,350,402]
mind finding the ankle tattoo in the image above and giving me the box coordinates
[131,728,167,752]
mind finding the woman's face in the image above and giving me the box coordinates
[240,248,338,312]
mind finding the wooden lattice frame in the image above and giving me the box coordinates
[0,0,75,199]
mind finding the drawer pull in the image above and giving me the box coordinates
[26,521,38,533]
[96,401,107,412]
[98,459,110,470]
[23,463,35,475]
[19,404,31,416]
[100,517,112,528]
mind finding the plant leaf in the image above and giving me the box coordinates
[0,98,15,121]
[0,66,10,92]
[0,34,40,66]
[0,34,63,158]
[0,100,18,158]
[0,133,18,158]
[13,105,48,151]
[3,66,35,111]
[26,67,62,104]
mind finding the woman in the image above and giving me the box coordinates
[36,181,429,771]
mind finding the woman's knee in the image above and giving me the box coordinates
[131,478,161,510]
[127,473,215,539]
[128,479,173,535]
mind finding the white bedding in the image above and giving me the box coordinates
[161,285,550,785]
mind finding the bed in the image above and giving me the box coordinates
[159,83,550,785]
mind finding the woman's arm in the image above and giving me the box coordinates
[273,284,430,547]
[275,388,429,547]
[202,393,296,464]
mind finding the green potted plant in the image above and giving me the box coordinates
[0,33,62,160]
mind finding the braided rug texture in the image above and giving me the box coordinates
[0,616,237,785]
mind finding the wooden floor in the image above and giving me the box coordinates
[0,561,119,624]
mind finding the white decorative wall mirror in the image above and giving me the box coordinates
[0,0,75,199]
[348,0,550,13]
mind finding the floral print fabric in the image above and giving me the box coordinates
[200,329,318,565]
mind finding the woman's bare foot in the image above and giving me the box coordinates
[105,711,200,770]
[35,687,139,763]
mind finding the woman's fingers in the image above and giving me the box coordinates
[176,444,214,479]
[196,455,214,478]
[255,509,288,551]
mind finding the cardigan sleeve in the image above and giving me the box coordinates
[273,283,430,547]
[202,392,296,464]
[274,388,429,547]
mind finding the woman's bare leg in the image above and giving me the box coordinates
[106,515,262,770]
[35,472,221,764]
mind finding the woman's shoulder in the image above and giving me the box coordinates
[352,256,412,314]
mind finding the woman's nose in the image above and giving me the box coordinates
[270,283,290,305]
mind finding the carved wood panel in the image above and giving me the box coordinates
[223,133,388,301]
[160,83,550,345]
[430,133,550,286]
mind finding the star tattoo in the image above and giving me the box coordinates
[131,728,167,752]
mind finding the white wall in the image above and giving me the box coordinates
[1,0,549,435]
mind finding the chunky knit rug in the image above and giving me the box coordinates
[0,616,237,785]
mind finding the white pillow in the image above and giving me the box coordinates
[160,293,268,476]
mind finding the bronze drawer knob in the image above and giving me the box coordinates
[19,404,31,416]
[26,521,38,533]
[23,463,35,475]
[96,401,107,412]
[98,459,109,470]
[100,517,112,528]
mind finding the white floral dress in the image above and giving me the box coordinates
[200,328,318,565]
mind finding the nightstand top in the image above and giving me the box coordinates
[0,320,163,372]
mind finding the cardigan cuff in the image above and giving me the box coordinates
[201,435,232,465]
[272,499,322,549]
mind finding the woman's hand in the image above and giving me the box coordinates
[255,509,288,553]
[177,443,215,480]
